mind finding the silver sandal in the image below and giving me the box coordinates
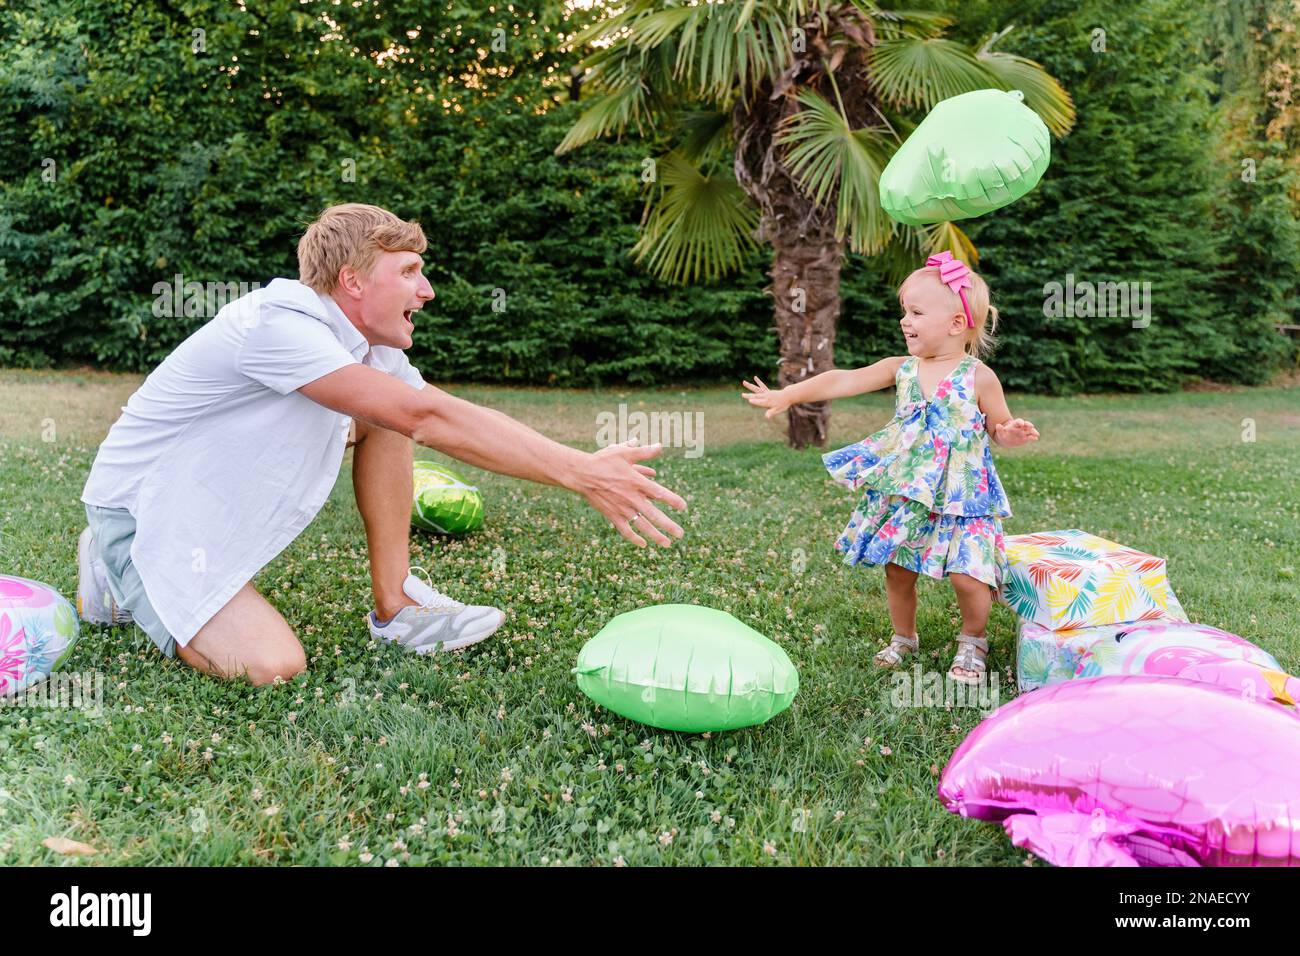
[875,633,918,668]
[948,634,989,685]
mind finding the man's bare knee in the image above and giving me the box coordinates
[244,642,307,687]
[177,641,218,677]
[347,418,411,450]
[178,632,306,686]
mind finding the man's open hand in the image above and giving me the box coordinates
[576,440,687,548]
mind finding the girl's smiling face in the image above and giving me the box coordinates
[899,274,969,357]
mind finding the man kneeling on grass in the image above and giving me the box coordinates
[77,203,686,685]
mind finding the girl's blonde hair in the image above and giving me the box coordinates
[898,260,999,359]
[297,203,428,295]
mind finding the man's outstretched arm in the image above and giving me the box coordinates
[297,363,687,547]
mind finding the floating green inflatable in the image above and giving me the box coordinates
[574,604,799,733]
[879,88,1051,226]
[411,460,484,534]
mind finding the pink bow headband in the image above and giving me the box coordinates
[926,252,975,328]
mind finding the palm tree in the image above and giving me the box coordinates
[557,1,1075,448]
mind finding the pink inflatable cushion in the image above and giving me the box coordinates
[939,675,1300,866]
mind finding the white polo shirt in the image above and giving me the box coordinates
[81,278,425,646]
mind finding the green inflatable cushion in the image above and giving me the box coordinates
[411,460,484,535]
[879,88,1051,226]
[574,604,799,733]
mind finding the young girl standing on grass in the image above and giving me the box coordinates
[742,253,1039,684]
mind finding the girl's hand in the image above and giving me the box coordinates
[995,418,1040,446]
[741,376,790,419]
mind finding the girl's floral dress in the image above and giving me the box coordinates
[822,354,1011,589]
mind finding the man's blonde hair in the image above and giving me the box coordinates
[297,203,428,295]
[899,261,999,359]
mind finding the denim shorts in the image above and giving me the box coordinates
[84,503,178,658]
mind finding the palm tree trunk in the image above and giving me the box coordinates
[734,81,847,450]
[769,226,843,449]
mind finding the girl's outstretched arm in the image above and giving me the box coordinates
[975,364,1040,446]
[742,356,907,419]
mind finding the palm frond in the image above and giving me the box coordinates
[734,0,761,33]
[631,6,698,50]
[675,109,734,164]
[555,80,653,154]
[870,220,977,286]
[869,36,995,110]
[776,88,896,254]
[848,3,954,40]
[670,0,800,99]
[566,0,645,50]
[921,220,979,266]
[632,152,760,284]
[869,230,926,288]
[557,23,681,155]
[976,31,1077,137]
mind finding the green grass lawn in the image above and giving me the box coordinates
[1,370,1297,865]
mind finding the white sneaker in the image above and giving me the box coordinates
[367,568,504,654]
[76,526,132,625]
